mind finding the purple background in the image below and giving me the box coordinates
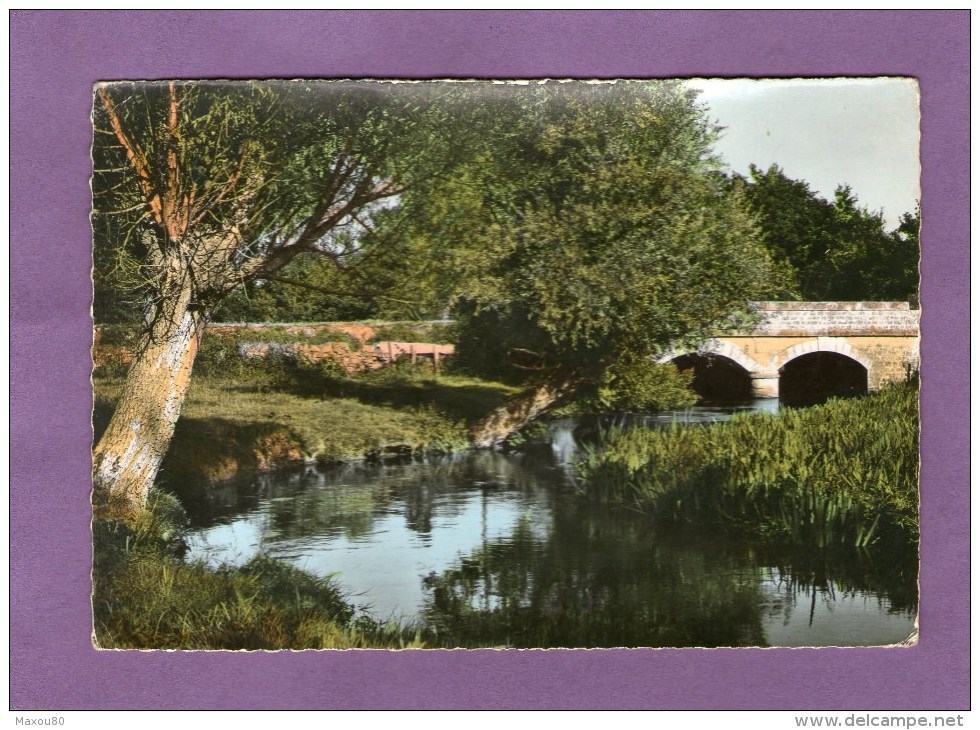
[10,11,969,710]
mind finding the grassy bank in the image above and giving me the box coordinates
[93,492,426,649]
[94,358,518,484]
[576,382,919,546]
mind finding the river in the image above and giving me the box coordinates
[181,402,917,648]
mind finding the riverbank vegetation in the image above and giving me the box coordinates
[92,349,499,649]
[94,355,518,489]
[576,381,919,547]
[93,492,426,649]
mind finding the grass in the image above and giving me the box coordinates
[93,357,518,486]
[93,492,427,650]
[576,381,919,547]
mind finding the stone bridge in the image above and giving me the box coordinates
[660,302,919,403]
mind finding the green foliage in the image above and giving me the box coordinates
[193,339,299,385]
[409,81,779,405]
[91,324,139,378]
[736,164,919,302]
[212,256,368,322]
[92,80,485,328]
[192,327,357,382]
[589,357,697,413]
[449,301,549,384]
[354,359,439,386]
[93,489,189,563]
[93,323,138,347]
[211,254,457,323]
[211,235,458,323]
[576,382,919,545]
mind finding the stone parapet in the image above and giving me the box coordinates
[751,301,912,311]
[745,302,919,337]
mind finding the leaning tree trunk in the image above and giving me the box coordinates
[92,294,204,518]
[470,373,581,448]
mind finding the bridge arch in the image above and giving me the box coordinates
[659,340,768,402]
[772,337,872,373]
[658,338,767,375]
[776,339,871,406]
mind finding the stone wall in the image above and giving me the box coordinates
[849,337,921,389]
[236,339,455,373]
[93,322,456,375]
[208,321,379,344]
[235,340,382,373]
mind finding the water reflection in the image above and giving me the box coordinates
[182,409,916,648]
[418,504,915,648]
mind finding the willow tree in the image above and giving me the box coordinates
[405,81,780,445]
[91,80,463,515]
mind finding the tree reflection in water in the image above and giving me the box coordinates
[180,447,917,648]
[420,496,916,649]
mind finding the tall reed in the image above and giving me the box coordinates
[576,382,919,546]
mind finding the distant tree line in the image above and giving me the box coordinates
[732,164,918,304]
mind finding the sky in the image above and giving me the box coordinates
[686,78,920,229]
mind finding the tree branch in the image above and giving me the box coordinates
[98,87,163,226]
[260,275,356,298]
[161,81,189,241]
[190,140,252,227]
